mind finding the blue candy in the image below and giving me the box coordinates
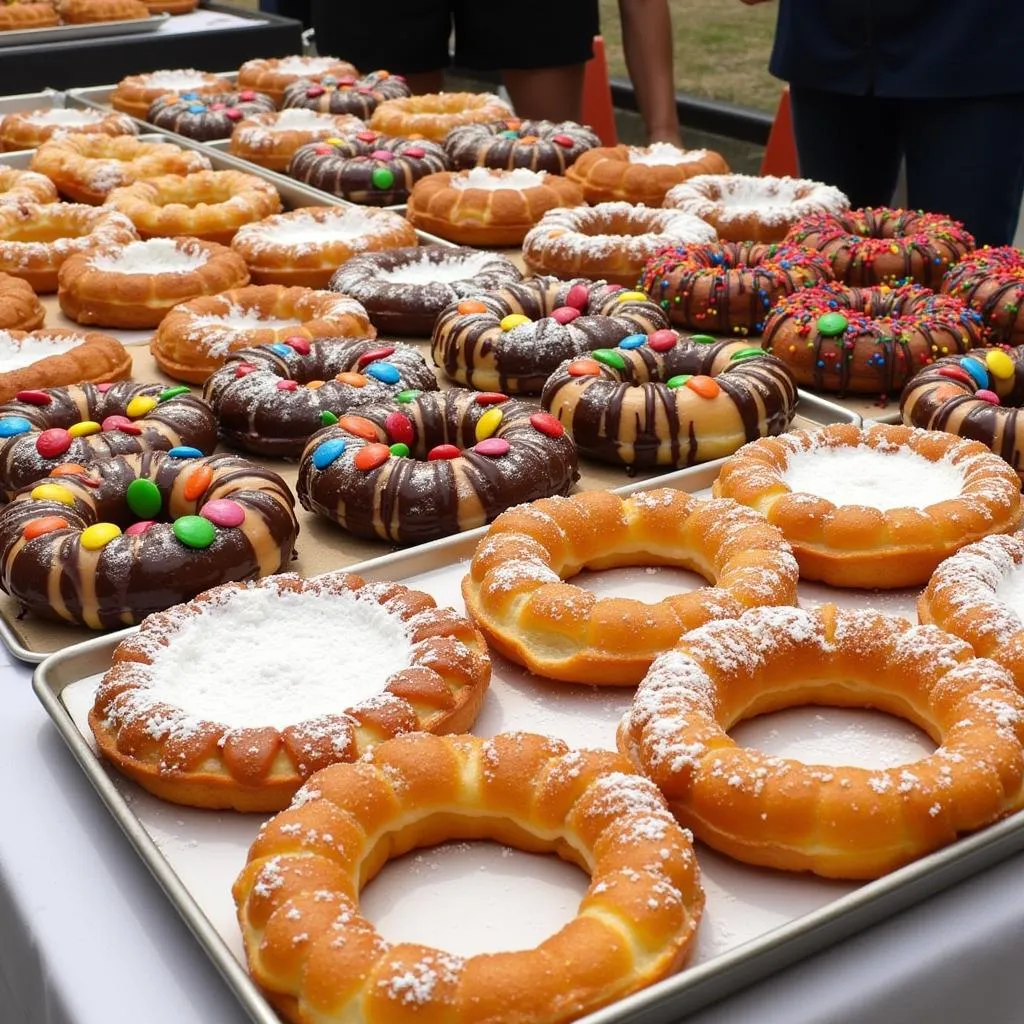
[269,343,292,357]
[312,438,346,470]
[364,362,400,384]
[959,356,989,389]
[167,446,203,459]
[0,416,31,437]
[618,334,646,349]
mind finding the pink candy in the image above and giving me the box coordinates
[385,411,414,445]
[648,329,678,352]
[565,284,590,311]
[125,521,155,537]
[976,389,1001,405]
[201,499,246,528]
[101,415,133,432]
[473,437,510,457]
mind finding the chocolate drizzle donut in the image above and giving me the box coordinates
[329,245,522,335]
[0,381,218,498]
[443,118,600,173]
[297,389,579,544]
[941,246,1024,347]
[900,346,1024,480]
[0,449,298,628]
[147,90,276,142]
[288,131,449,206]
[204,337,439,457]
[282,70,410,119]
[431,277,669,393]
[542,333,797,470]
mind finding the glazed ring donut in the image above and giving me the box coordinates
[103,170,283,245]
[618,603,1024,879]
[58,0,150,22]
[0,274,44,332]
[0,107,137,152]
[139,0,198,15]
[229,108,366,173]
[523,202,719,288]
[663,173,850,243]
[236,56,360,107]
[565,142,730,206]
[0,203,138,293]
[204,336,439,457]
[369,90,514,142]
[432,276,669,393]
[785,207,976,288]
[541,335,798,469]
[712,422,1024,589]
[763,281,985,398]
[443,117,601,173]
[462,488,799,684]
[900,346,1024,482]
[57,236,251,329]
[330,244,522,336]
[640,241,834,336]
[111,69,225,120]
[0,327,130,404]
[91,574,490,809]
[234,731,703,1022]
[0,164,58,206]
[0,2,59,29]
[941,246,1024,347]
[281,69,410,119]
[30,135,211,205]
[0,451,297,630]
[152,284,375,384]
[230,206,417,290]
[0,380,218,498]
[146,90,277,141]
[298,388,579,544]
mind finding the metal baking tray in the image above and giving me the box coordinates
[0,89,68,117]
[32,446,1024,1024]
[0,13,169,49]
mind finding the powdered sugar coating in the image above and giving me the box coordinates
[87,237,210,275]
[141,69,217,89]
[450,167,549,192]
[22,108,103,126]
[0,330,83,371]
[627,143,712,166]
[233,208,399,252]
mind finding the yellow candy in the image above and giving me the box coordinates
[325,136,344,145]
[80,522,122,551]
[126,396,158,419]
[616,290,649,303]
[68,420,101,438]
[986,349,1015,380]
[475,407,504,441]
[500,313,531,332]
[30,483,75,506]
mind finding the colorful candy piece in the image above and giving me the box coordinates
[371,166,395,189]
[49,464,86,478]
[68,420,101,438]
[96,383,114,392]
[473,437,511,457]
[457,299,488,316]
[474,392,508,405]
[126,395,158,419]
[500,313,531,332]
[30,483,75,506]
[117,423,142,436]
[687,375,721,399]
[385,411,414,446]
[568,358,602,377]
[593,349,626,370]
[355,443,391,471]
[648,330,678,352]
[158,386,190,402]
[183,465,213,501]
[475,407,503,441]
[690,334,717,345]
[428,444,461,461]
[276,379,299,391]
[364,362,401,384]
[618,333,646,350]
[816,312,849,337]
[565,283,590,311]
[403,145,425,159]
[335,372,367,387]
[285,335,311,355]
[936,366,973,385]
[168,446,203,458]
[173,515,216,550]
[616,290,648,304]
[125,520,155,537]
[389,442,410,457]
[320,410,339,426]
[666,374,693,390]
[23,516,69,541]
[269,343,293,357]
[36,428,71,458]
[100,415,132,432]
[976,389,1001,405]
[235,362,259,378]
[337,415,378,440]
[985,349,1015,380]
[15,390,50,405]
[312,437,347,469]
[81,522,122,550]
[959,357,989,388]
[550,305,581,325]
[529,412,564,438]
[307,380,325,390]
[201,498,246,528]
[0,416,31,437]
[126,478,162,519]
[357,346,396,367]
[729,347,766,362]
[396,389,422,403]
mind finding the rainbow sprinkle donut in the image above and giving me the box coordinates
[785,207,975,288]
[762,281,985,398]
[941,246,1024,348]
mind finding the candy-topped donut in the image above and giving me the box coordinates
[431,276,669,393]
[0,381,218,499]
[941,246,1024,348]
[900,346,1024,481]
[111,69,225,121]
[287,131,449,207]
[443,118,601,173]
[228,108,366,173]
[785,207,976,288]
[640,241,834,336]
[281,70,410,119]
[0,450,298,628]
[204,337,438,457]
[541,334,797,470]
[297,389,579,544]
[763,281,986,398]
[146,90,276,141]
[236,56,360,107]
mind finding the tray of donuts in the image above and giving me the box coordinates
[31,417,1024,1024]
[0,5,169,49]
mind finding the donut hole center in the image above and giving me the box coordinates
[570,563,707,603]
[7,221,84,244]
[582,213,658,238]
[155,182,236,207]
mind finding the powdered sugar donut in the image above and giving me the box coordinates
[523,202,718,288]
[111,69,225,120]
[663,174,850,243]
[0,107,137,152]
[229,108,366,173]
[236,55,360,106]
[0,165,57,206]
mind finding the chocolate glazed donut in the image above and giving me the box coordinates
[147,91,276,142]
[0,450,298,628]
[297,389,579,544]
[443,119,601,173]
[282,71,411,119]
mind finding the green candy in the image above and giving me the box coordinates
[729,346,766,362]
[396,389,422,404]
[666,374,693,389]
[816,312,849,337]
[371,166,395,190]
[320,410,339,426]
[173,514,216,549]
[125,477,162,519]
[389,442,410,457]
[157,385,191,403]
[690,334,718,345]
[593,348,626,370]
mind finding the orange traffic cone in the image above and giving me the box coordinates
[582,35,618,147]
[760,86,800,177]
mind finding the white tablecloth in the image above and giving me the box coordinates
[3,642,1023,1024]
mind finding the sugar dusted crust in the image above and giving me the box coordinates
[111,68,224,120]
[237,56,359,106]
[233,731,703,1022]
[0,165,58,206]
[369,91,513,142]
[90,573,492,810]
[0,106,137,152]
[229,109,366,173]
[0,274,44,333]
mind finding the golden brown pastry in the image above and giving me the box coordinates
[369,90,513,142]
[58,0,149,21]
[111,69,224,120]
[0,273,44,332]
[0,107,137,152]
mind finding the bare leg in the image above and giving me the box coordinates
[501,65,586,122]
[402,69,446,95]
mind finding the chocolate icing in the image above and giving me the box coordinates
[281,70,410,119]
[941,247,1024,348]
[444,119,600,173]
[147,91,276,142]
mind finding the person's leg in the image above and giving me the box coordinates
[902,93,1024,247]
[788,85,904,209]
[501,66,587,123]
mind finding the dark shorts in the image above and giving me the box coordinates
[310,1,599,74]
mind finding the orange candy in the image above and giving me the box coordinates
[306,380,325,390]
[686,375,721,399]
[335,372,368,387]
[23,516,69,540]
[337,415,379,441]
[457,299,488,316]
[354,443,391,471]
[183,465,213,501]
[568,358,602,377]
[50,463,86,477]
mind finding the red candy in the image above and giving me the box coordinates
[473,438,510,457]
[96,383,114,392]
[605,283,624,292]
[315,145,334,155]
[550,306,580,325]
[235,362,259,378]
[355,443,391,471]
[238,90,256,101]
[210,102,226,111]
[565,283,590,311]
[568,358,602,377]
[16,389,50,405]
[385,411,414,445]
[648,329,678,352]
[276,379,298,391]
[356,130,377,142]
[23,516,69,541]
[307,85,325,98]
[101,415,133,432]
[117,423,142,436]
[285,335,310,354]
[403,145,425,158]
[338,76,357,87]
[125,520,155,537]
[529,412,564,438]
[937,366,974,385]
[357,346,396,366]
[474,392,509,406]
[552,134,574,147]
[428,444,461,461]
[226,108,243,120]
[36,428,71,459]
